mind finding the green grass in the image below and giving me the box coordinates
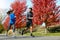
[46,33,60,36]
[1,26,60,36]
[1,30,60,36]
[24,32,60,36]
[24,27,60,36]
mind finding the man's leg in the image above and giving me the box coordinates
[30,26,33,35]
[21,22,30,35]
[30,26,35,37]
[21,27,28,35]
[29,21,35,37]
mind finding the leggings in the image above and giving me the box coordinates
[7,24,15,32]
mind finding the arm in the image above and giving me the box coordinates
[28,17,33,19]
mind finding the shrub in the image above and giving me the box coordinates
[0,23,4,33]
[47,25,60,33]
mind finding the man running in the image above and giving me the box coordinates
[22,8,34,37]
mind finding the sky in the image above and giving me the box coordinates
[0,0,60,9]
[0,0,15,9]
[56,0,60,6]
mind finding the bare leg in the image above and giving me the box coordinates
[30,26,32,34]
[30,26,35,37]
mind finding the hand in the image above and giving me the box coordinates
[29,17,33,19]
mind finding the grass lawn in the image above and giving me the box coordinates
[1,25,60,36]
[23,26,60,36]
[1,29,60,36]
[24,32,60,36]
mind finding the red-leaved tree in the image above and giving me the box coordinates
[32,0,60,26]
[11,0,27,28]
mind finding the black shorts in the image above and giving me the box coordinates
[26,21,32,28]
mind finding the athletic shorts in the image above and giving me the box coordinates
[26,21,32,28]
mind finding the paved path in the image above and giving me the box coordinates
[0,35,60,40]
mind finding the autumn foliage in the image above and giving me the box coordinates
[3,0,60,30]
[3,0,27,30]
[3,16,10,30]
[32,0,60,26]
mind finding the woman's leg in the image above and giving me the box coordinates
[12,24,15,32]
[6,24,11,36]
[7,25,11,32]
[11,24,15,37]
